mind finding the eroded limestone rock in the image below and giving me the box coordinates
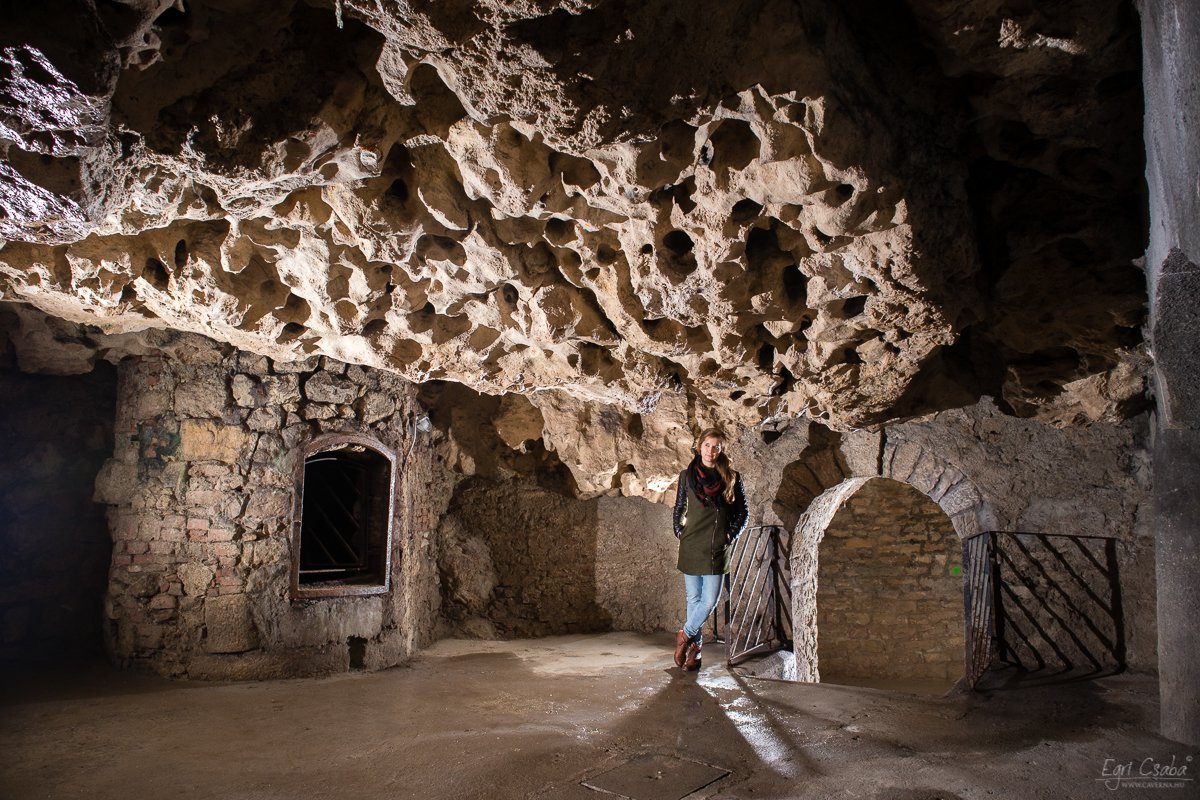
[0,0,1147,456]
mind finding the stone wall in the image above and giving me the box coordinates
[437,479,683,637]
[730,398,1155,681]
[93,340,442,679]
[816,478,964,682]
[438,477,607,637]
[595,495,685,634]
[0,364,116,662]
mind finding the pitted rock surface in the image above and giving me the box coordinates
[0,1,1147,447]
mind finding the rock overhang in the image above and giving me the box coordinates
[0,0,1149,457]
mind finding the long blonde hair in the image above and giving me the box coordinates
[694,427,736,503]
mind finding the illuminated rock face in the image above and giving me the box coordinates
[0,0,1147,491]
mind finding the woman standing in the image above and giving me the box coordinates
[672,427,748,670]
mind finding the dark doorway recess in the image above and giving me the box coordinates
[291,434,396,599]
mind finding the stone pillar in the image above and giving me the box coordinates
[1139,0,1200,746]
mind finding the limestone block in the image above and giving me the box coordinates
[232,352,268,373]
[135,385,173,420]
[93,459,138,505]
[304,371,359,404]
[204,594,258,653]
[906,449,945,497]
[231,374,260,407]
[840,429,882,477]
[174,375,225,418]
[319,358,346,377]
[243,488,291,526]
[302,404,337,420]
[261,375,301,405]
[359,391,395,423]
[939,480,982,517]
[272,597,385,648]
[888,441,923,484]
[148,593,177,610]
[179,420,254,463]
[273,357,319,374]
[247,406,284,432]
[178,563,215,596]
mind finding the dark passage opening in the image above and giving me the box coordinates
[348,636,367,669]
[293,440,394,598]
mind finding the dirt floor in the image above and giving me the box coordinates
[0,633,1194,800]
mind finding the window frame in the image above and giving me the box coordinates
[289,432,397,600]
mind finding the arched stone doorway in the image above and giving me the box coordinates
[787,441,990,686]
[815,477,965,692]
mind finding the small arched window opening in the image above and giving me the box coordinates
[291,434,397,600]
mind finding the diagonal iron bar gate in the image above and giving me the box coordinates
[713,525,793,666]
[961,530,1125,688]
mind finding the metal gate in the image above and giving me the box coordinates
[962,531,997,689]
[960,530,1124,688]
[717,525,793,666]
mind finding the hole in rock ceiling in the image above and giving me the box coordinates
[756,341,776,371]
[142,258,170,291]
[782,264,808,306]
[731,198,763,223]
[388,178,408,203]
[707,119,759,177]
[772,365,795,396]
[842,295,868,317]
[663,229,694,255]
[278,322,306,342]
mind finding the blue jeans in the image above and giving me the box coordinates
[683,573,724,642]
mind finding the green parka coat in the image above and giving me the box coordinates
[672,466,748,574]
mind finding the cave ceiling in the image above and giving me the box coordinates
[0,1,1148,453]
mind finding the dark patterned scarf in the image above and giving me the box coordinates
[687,454,726,507]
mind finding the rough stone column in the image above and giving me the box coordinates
[1139,0,1200,746]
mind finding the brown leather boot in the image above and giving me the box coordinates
[674,630,689,668]
[684,639,702,671]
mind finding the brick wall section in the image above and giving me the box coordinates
[437,481,684,638]
[816,478,964,681]
[94,341,443,679]
[439,477,608,636]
